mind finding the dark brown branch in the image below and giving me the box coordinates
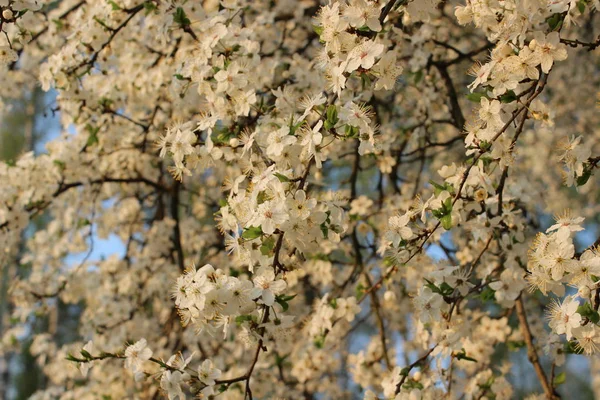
[515,295,560,400]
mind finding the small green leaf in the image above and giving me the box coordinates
[455,349,478,363]
[242,226,263,240]
[355,283,365,298]
[235,315,254,326]
[275,294,296,312]
[85,124,100,147]
[53,160,66,170]
[507,340,525,351]
[345,125,359,138]
[77,218,91,228]
[440,214,452,230]
[80,350,92,359]
[467,92,487,102]
[326,104,338,125]
[547,13,563,31]
[274,172,290,182]
[499,90,517,103]
[260,236,275,256]
[107,0,121,10]
[553,371,566,386]
[144,1,157,14]
[439,282,454,296]
[480,287,495,301]
[314,335,325,348]
[173,7,191,26]
[576,165,593,187]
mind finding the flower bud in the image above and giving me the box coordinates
[2,9,14,20]
[578,285,591,299]
[383,290,396,302]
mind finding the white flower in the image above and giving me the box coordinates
[250,269,287,306]
[197,359,222,386]
[414,287,444,323]
[124,338,153,374]
[248,200,288,235]
[345,41,384,72]
[335,297,361,322]
[160,370,187,400]
[546,296,581,340]
[573,325,600,355]
[387,213,413,246]
[0,46,18,65]
[529,32,568,74]
[266,126,296,158]
[478,97,503,128]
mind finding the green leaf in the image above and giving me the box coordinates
[345,125,359,138]
[439,282,454,296]
[355,283,365,298]
[466,92,487,102]
[274,353,288,366]
[53,160,66,170]
[143,1,157,14]
[320,222,329,238]
[235,315,254,326]
[278,294,297,302]
[455,349,478,363]
[553,371,566,386]
[313,25,324,37]
[275,294,296,312]
[173,74,185,80]
[274,172,290,182]
[577,302,600,323]
[576,165,593,187]
[413,70,423,84]
[16,9,29,18]
[547,13,563,31]
[424,279,442,295]
[52,19,64,29]
[80,349,92,359]
[326,104,338,126]
[479,140,492,152]
[77,218,91,228]
[314,335,325,348]
[440,214,452,230]
[242,226,263,240]
[499,90,517,103]
[507,340,525,351]
[429,180,446,193]
[480,287,495,301]
[107,0,121,10]
[260,236,275,256]
[577,0,586,14]
[85,124,100,147]
[173,7,191,27]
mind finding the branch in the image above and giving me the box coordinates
[515,295,560,399]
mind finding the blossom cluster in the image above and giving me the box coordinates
[1,0,600,399]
